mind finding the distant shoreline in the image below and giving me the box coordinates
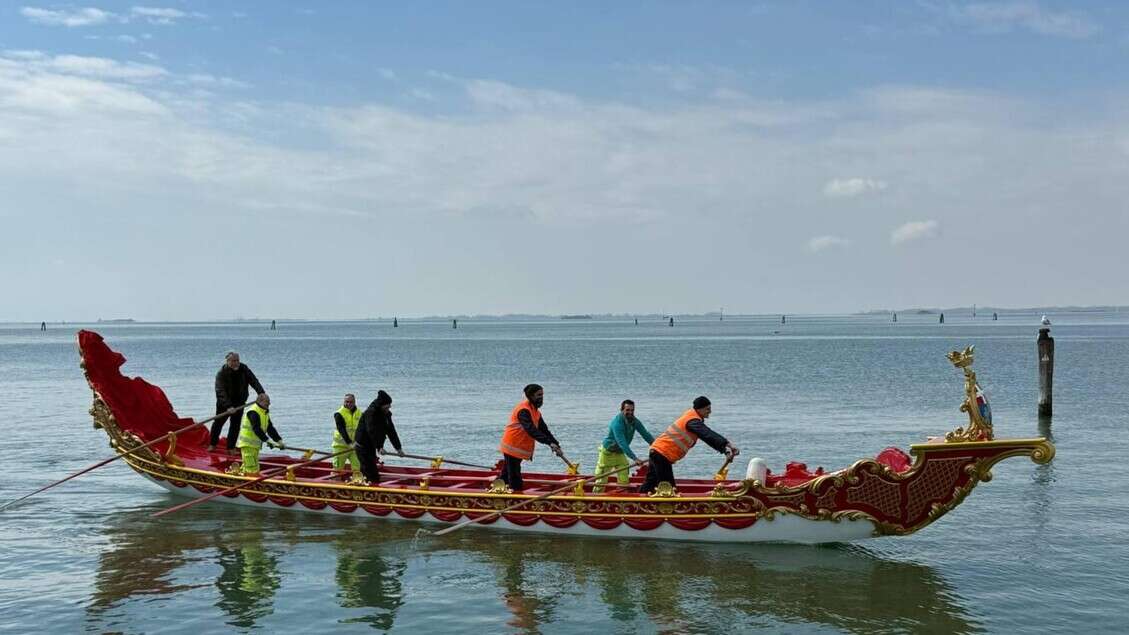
[5,305,1126,325]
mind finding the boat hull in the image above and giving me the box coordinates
[138,470,880,543]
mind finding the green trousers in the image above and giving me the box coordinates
[332,446,360,472]
[239,446,261,475]
[593,446,631,493]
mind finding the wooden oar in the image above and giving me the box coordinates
[426,460,649,538]
[393,452,494,470]
[0,401,253,512]
[150,446,354,518]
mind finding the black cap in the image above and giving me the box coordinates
[693,396,711,410]
[376,390,392,406]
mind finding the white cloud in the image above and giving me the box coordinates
[378,68,398,81]
[462,79,581,111]
[20,5,204,27]
[3,50,46,60]
[890,220,939,245]
[952,2,1099,39]
[186,73,249,89]
[21,6,112,27]
[823,177,888,198]
[807,235,850,252]
[130,7,193,25]
[41,54,167,80]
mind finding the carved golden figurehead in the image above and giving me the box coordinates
[945,345,995,443]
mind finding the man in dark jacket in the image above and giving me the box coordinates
[355,390,404,484]
[210,351,267,453]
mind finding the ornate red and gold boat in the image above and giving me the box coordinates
[79,330,1054,544]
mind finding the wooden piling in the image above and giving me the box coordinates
[1038,326,1054,417]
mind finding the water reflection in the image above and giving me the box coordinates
[214,528,281,627]
[88,506,979,633]
[334,536,406,629]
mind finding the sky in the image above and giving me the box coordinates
[1,1,1128,321]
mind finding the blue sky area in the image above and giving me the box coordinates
[1,2,1127,320]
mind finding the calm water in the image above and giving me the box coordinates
[1,314,1126,633]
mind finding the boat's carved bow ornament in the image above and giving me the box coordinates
[77,331,1054,543]
[944,345,994,443]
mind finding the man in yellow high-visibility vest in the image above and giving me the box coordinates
[235,393,287,475]
[332,393,362,473]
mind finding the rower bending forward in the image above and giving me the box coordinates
[498,384,564,491]
[640,396,739,493]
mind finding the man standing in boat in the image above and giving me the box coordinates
[640,396,739,493]
[354,390,403,484]
[498,384,564,491]
[332,393,363,474]
[235,393,286,475]
[592,399,654,493]
[210,351,267,453]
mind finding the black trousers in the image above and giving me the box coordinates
[639,450,676,493]
[499,454,525,491]
[357,444,381,483]
[209,404,243,449]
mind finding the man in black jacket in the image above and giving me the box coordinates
[210,351,267,453]
[355,390,404,484]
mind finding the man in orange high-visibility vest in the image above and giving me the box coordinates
[498,384,564,491]
[640,396,739,493]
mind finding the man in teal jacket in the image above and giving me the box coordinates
[593,400,655,493]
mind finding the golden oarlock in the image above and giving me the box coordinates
[566,462,579,476]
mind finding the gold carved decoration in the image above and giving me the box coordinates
[487,478,512,494]
[430,456,444,469]
[161,432,184,467]
[945,345,994,442]
[419,477,430,491]
[565,462,579,476]
[648,481,678,498]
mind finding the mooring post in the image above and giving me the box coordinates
[781,315,785,325]
[452,319,457,329]
[669,317,674,327]
[393,317,398,328]
[1038,324,1054,417]
[892,312,897,323]
[939,313,944,324]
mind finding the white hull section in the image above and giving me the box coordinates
[144,474,877,544]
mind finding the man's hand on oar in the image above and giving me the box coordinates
[0,401,254,512]
[425,460,649,538]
